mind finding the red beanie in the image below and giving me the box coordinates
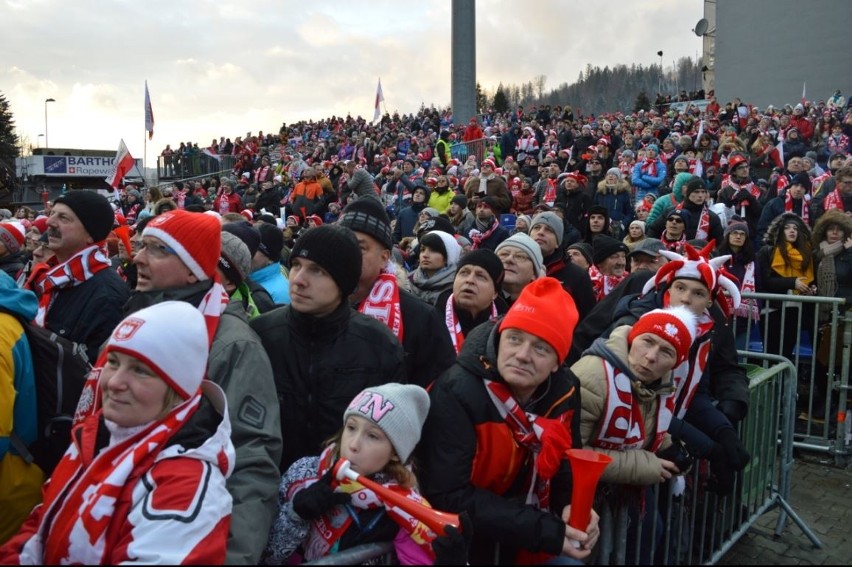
[142,210,221,281]
[0,222,26,254]
[113,225,133,258]
[498,277,578,363]
[627,306,697,366]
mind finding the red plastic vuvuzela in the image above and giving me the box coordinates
[331,458,461,537]
[565,449,612,531]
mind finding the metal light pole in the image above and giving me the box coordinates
[37,134,44,149]
[45,98,55,148]
[657,51,664,95]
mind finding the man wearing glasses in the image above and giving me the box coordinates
[660,209,689,253]
[130,209,282,564]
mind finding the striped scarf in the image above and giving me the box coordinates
[784,191,810,225]
[31,244,112,327]
[37,394,201,564]
[358,262,403,342]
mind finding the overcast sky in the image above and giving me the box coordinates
[4,0,703,163]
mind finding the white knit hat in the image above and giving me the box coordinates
[343,383,431,463]
[0,222,26,254]
[105,301,208,399]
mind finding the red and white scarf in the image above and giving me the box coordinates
[822,187,847,213]
[468,217,500,250]
[641,157,658,177]
[680,203,711,241]
[175,189,187,209]
[784,191,810,225]
[300,446,436,562]
[588,264,628,302]
[38,393,201,565]
[732,260,759,321]
[31,244,112,327]
[592,360,675,453]
[483,378,572,511]
[663,293,714,417]
[444,295,498,354]
[722,175,761,199]
[358,262,403,343]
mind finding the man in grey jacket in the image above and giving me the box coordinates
[127,209,282,564]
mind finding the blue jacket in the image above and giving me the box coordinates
[631,158,667,197]
[251,262,290,305]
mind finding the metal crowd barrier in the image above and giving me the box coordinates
[734,292,851,467]
[304,351,817,565]
[593,352,821,565]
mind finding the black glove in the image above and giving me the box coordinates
[292,470,351,520]
[717,400,747,428]
[716,428,750,471]
[432,511,473,565]
[708,444,735,496]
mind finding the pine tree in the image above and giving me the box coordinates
[0,91,19,165]
[634,90,652,113]
[493,85,509,114]
[475,82,487,114]
[0,92,20,202]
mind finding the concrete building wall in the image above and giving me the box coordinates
[714,0,852,107]
[451,0,477,124]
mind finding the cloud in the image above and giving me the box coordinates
[2,0,702,157]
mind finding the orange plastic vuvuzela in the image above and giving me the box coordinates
[332,458,461,537]
[565,449,612,531]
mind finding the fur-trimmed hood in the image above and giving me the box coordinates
[812,208,852,247]
[763,212,812,247]
[596,178,631,195]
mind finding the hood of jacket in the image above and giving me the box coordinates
[596,179,631,195]
[763,211,812,247]
[671,172,695,201]
[0,270,37,320]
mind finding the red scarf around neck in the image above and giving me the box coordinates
[444,295,498,354]
[469,217,500,250]
[32,244,112,327]
[358,262,403,342]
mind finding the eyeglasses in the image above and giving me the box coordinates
[667,217,685,224]
[139,240,178,259]
[496,249,532,264]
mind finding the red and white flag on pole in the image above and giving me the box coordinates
[105,139,136,188]
[801,82,807,106]
[203,148,222,162]
[373,78,384,124]
[770,139,785,169]
[145,81,155,140]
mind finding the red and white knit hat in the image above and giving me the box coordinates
[142,210,221,281]
[641,241,741,315]
[628,306,698,366]
[481,158,497,169]
[105,301,208,399]
[0,221,26,254]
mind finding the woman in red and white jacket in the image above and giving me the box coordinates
[0,301,235,565]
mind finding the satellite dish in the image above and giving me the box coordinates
[694,18,709,36]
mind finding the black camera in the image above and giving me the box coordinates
[656,439,694,475]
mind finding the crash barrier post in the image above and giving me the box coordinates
[734,292,850,467]
[591,352,820,564]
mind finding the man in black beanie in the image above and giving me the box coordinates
[590,234,630,301]
[31,190,130,360]
[250,223,406,470]
[339,196,456,389]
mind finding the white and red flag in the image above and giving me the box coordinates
[105,139,136,188]
[801,82,807,106]
[373,78,384,124]
[145,81,155,140]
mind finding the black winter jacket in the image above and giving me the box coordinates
[250,300,405,470]
[418,320,581,564]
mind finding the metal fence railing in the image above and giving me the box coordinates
[733,292,851,467]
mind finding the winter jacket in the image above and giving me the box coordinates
[215,191,244,214]
[631,158,667,198]
[646,198,724,245]
[427,188,454,215]
[646,172,692,226]
[263,455,430,565]
[39,264,130,362]
[463,176,512,214]
[755,213,816,294]
[556,187,592,234]
[251,262,291,305]
[341,168,377,202]
[542,250,597,321]
[465,221,510,252]
[0,252,25,281]
[354,288,457,390]
[756,194,811,246]
[418,320,580,565]
[249,300,405,471]
[0,275,43,544]
[124,286,282,565]
[572,326,675,485]
[393,202,427,243]
[593,179,634,228]
[1,382,234,565]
